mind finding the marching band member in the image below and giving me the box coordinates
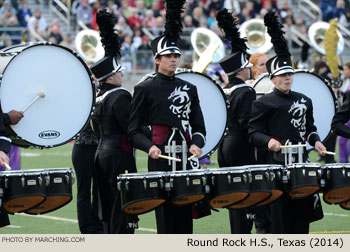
[216,8,256,234]
[90,10,137,234]
[128,0,206,234]
[248,11,326,234]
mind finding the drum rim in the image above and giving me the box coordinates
[175,68,229,159]
[287,162,321,168]
[0,42,96,148]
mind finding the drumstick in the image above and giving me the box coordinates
[158,154,181,162]
[188,154,197,161]
[321,150,336,156]
[23,90,46,112]
[2,161,11,170]
[280,144,307,149]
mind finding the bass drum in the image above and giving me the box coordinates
[0,42,95,148]
[175,69,228,159]
[253,70,337,149]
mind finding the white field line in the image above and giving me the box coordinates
[8,225,21,228]
[16,213,157,233]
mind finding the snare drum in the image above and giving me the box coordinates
[117,172,166,215]
[168,170,207,205]
[286,163,322,199]
[323,163,350,204]
[229,165,272,209]
[208,167,249,208]
[0,169,47,214]
[25,168,75,214]
[0,42,95,148]
[340,201,350,210]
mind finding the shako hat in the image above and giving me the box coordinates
[150,0,186,58]
[216,8,252,76]
[264,11,294,79]
[90,10,123,81]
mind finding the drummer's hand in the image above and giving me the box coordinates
[315,141,326,156]
[189,144,202,158]
[268,138,281,152]
[0,151,9,165]
[8,110,24,125]
[149,145,161,159]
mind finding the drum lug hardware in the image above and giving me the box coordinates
[248,173,252,183]
[71,172,76,184]
[159,178,164,189]
[170,178,174,188]
[45,174,50,186]
[317,169,322,178]
[227,173,231,184]
[202,176,207,186]
[21,176,25,187]
[38,176,43,186]
[125,181,129,191]
[243,173,247,183]
[265,171,270,181]
[342,168,346,177]
[282,170,288,184]
[302,169,306,176]
[327,170,330,180]
[117,181,121,191]
[320,179,325,188]
[165,181,171,191]
[205,184,210,194]
[4,177,8,189]
[65,174,70,184]
[211,176,215,186]
[143,178,147,190]
[186,176,190,187]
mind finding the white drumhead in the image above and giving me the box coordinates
[176,70,228,158]
[253,71,336,149]
[0,43,94,147]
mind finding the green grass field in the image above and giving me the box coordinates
[1,144,349,234]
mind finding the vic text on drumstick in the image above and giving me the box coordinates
[23,90,46,112]
[321,150,336,156]
[2,161,11,170]
[158,154,181,162]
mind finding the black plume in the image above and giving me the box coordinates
[264,11,291,58]
[216,8,248,54]
[164,0,186,43]
[96,9,121,58]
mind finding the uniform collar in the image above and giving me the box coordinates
[225,77,245,88]
[100,82,121,91]
[156,72,176,81]
[273,87,292,97]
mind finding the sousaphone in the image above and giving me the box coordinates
[239,19,272,54]
[308,21,344,55]
[75,29,105,63]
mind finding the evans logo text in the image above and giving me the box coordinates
[39,130,60,139]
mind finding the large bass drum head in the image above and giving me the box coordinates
[175,69,228,159]
[0,43,95,148]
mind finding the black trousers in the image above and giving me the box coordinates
[72,144,103,234]
[270,194,313,234]
[148,157,193,234]
[218,135,256,234]
[95,149,137,234]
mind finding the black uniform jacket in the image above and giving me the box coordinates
[248,88,320,149]
[332,90,350,138]
[128,72,206,153]
[223,78,256,137]
[93,83,133,151]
